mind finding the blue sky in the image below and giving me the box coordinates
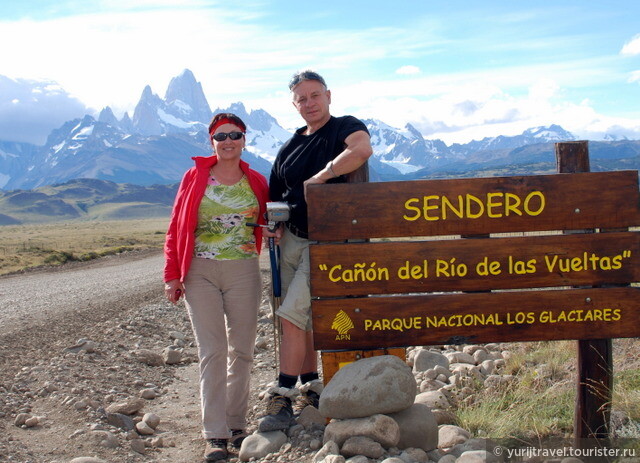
[1,0,639,144]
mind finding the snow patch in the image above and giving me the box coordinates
[380,160,421,174]
[157,108,196,128]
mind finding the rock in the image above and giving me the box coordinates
[387,403,438,451]
[169,330,186,340]
[297,403,326,429]
[106,412,135,431]
[140,388,158,399]
[239,430,288,461]
[447,438,499,458]
[319,355,416,419]
[162,346,182,364]
[345,456,371,463]
[255,336,269,349]
[341,436,384,458]
[150,436,164,448]
[322,456,346,463]
[131,349,164,366]
[438,424,470,448]
[415,390,451,410]
[105,398,144,415]
[479,359,496,375]
[14,413,30,426]
[473,349,489,364]
[413,349,450,372]
[142,412,161,429]
[136,420,155,435]
[457,449,501,463]
[65,338,96,353]
[24,416,40,427]
[450,363,483,380]
[398,447,429,462]
[380,458,405,463]
[444,351,475,364]
[314,440,340,463]
[324,414,400,448]
[130,437,146,454]
[89,430,119,449]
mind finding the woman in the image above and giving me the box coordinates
[164,113,269,461]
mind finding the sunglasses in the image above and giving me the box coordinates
[211,131,244,142]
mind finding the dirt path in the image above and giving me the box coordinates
[0,250,284,462]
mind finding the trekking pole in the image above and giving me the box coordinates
[267,232,282,371]
[247,201,290,372]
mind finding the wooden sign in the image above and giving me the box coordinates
[310,232,640,296]
[308,170,640,351]
[307,171,640,241]
[311,287,640,350]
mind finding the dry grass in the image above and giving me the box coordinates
[0,218,168,275]
[454,339,640,447]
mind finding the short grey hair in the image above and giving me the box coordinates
[288,69,327,91]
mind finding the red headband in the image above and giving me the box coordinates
[209,117,246,136]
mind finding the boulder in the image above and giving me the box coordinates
[387,402,438,451]
[319,355,416,419]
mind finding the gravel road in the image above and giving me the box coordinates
[0,250,165,338]
[0,250,297,462]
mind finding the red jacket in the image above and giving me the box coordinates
[164,155,269,283]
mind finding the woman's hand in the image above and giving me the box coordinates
[164,279,184,304]
[263,224,283,246]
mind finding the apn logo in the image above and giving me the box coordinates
[331,310,354,341]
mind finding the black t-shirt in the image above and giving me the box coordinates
[269,115,369,237]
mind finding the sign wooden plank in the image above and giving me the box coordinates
[311,287,640,350]
[310,232,640,296]
[307,171,640,241]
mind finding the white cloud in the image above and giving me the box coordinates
[1,3,639,146]
[396,65,421,75]
[0,76,87,145]
[621,34,640,55]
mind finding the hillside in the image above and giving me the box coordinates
[0,178,177,225]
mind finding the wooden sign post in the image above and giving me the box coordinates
[306,145,640,445]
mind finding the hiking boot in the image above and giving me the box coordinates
[257,394,294,432]
[204,438,228,461]
[294,390,320,414]
[295,379,323,414]
[229,429,247,449]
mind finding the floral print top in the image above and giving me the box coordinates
[193,173,259,260]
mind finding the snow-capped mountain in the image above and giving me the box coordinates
[0,69,638,192]
[365,119,450,174]
[449,124,576,156]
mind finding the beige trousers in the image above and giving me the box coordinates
[184,257,261,439]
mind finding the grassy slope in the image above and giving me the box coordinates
[0,217,168,275]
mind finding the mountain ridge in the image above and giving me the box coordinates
[0,69,639,204]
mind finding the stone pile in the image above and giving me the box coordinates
[240,344,586,463]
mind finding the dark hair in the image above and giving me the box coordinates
[288,70,327,91]
[208,112,247,135]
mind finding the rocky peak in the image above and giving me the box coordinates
[98,106,119,127]
[164,69,212,124]
[132,86,164,136]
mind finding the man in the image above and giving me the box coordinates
[259,70,373,432]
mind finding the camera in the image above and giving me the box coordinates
[266,202,290,231]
